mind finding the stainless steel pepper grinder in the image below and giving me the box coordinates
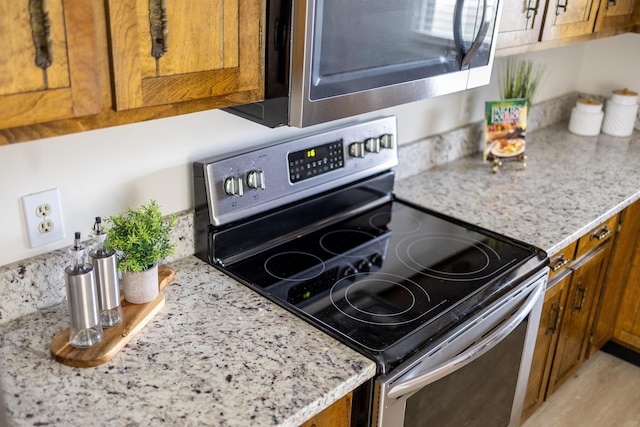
[90,217,123,328]
[65,232,104,348]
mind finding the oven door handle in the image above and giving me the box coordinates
[387,283,542,400]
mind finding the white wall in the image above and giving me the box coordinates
[1,34,638,267]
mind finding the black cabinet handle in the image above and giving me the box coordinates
[526,0,540,19]
[590,226,612,241]
[547,300,564,334]
[573,282,587,313]
[556,0,569,15]
[29,0,53,70]
[150,0,169,59]
[551,255,570,272]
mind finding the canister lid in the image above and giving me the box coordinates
[575,98,603,112]
[611,88,639,105]
[577,98,603,106]
[613,88,638,97]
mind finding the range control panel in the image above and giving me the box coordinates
[194,116,398,226]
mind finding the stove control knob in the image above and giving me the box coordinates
[356,259,372,273]
[223,176,244,197]
[246,170,265,190]
[341,265,357,278]
[380,133,395,149]
[365,137,381,153]
[349,142,366,158]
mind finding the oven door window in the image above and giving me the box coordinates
[310,0,499,100]
[404,320,526,427]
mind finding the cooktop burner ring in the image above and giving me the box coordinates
[264,251,326,282]
[396,233,514,281]
[369,211,422,234]
[344,279,416,318]
[319,229,382,257]
[329,272,443,326]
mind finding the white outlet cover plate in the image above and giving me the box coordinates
[21,188,65,248]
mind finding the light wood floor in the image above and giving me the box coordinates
[522,351,640,427]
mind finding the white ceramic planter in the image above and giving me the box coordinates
[121,264,159,304]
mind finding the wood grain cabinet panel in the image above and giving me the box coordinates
[299,392,352,427]
[521,271,570,422]
[496,0,546,49]
[589,204,640,356]
[613,201,640,351]
[574,213,618,260]
[546,241,613,397]
[547,240,577,282]
[541,0,601,41]
[106,0,263,111]
[0,0,101,129]
[594,0,637,31]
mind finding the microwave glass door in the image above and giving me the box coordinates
[310,0,499,100]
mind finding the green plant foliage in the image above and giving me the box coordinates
[104,200,176,273]
[500,58,546,108]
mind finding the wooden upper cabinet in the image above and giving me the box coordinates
[594,0,637,31]
[0,0,101,129]
[497,0,546,49]
[106,0,263,111]
[540,0,601,41]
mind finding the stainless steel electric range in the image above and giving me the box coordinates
[193,116,549,427]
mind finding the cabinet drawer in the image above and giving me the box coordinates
[575,214,619,260]
[548,241,578,281]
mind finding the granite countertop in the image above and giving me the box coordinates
[0,256,376,426]
[1,121,639,427]
[395,122,640,256]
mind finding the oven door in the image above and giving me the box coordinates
[288,0,503,127]
[373,270,547,427]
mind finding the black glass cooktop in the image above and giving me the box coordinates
[219,199,545,370]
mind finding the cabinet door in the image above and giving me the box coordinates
[613,201,640,351]
[497,0,546,49]
[107,0,264,111]
[590,205,640,356]
[0,0,101,129]
[521,272,570,422]
[546,242,612,396]
[595,0,637,31]
[541,0,600,41]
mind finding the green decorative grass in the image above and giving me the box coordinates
[500,58,546,107]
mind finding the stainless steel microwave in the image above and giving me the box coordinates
[227,0,504,128]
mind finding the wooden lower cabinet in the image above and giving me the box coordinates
[299,392,352,427]
[546,241,613,396]
[521,271,571,422]
[589,205,640,356]
[523,213,621,421]
[613,201,640,351]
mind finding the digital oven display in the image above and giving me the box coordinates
[288,140,344,183]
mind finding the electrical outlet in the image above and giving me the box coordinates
[21,188,65,248]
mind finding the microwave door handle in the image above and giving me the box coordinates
[454,0,490,70]
[386,283,542,400]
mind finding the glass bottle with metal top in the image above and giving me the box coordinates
[89,217,123,328]
[65,232,104,348]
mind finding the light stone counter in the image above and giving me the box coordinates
[0,256,376,426]
[2,112,638,426]
[395,122,640,256]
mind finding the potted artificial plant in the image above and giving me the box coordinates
[500,58,545,108]
[104,200,176,304]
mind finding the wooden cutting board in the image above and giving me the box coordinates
[50,266,175,368]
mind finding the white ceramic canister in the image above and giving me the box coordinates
[602,89,639,137]
[568,98,604,136]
